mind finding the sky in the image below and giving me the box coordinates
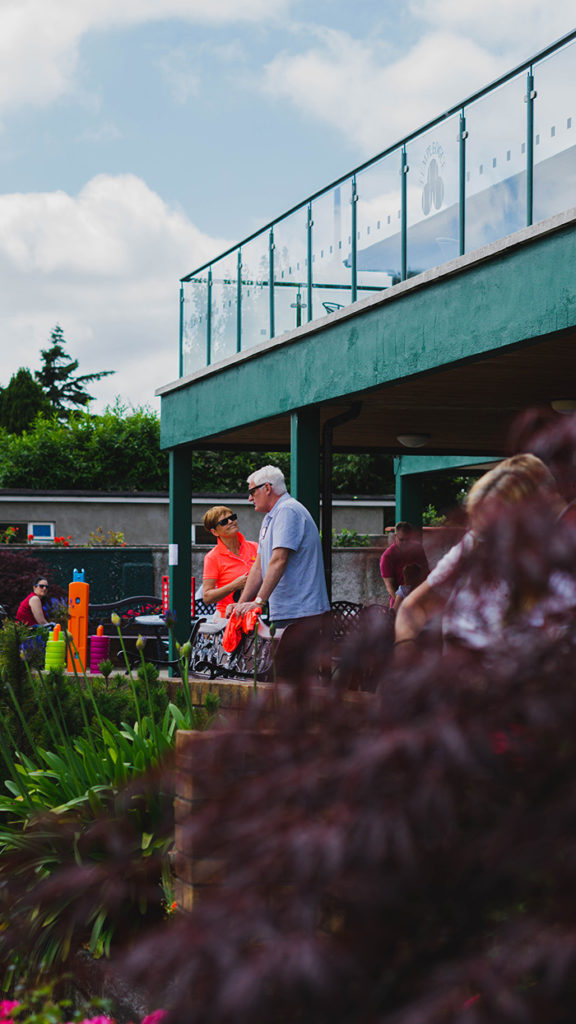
[0,0,574,413]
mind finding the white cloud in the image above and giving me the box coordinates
[409,0,576,53]
[0,0,296,115]
[79,122,122,144]
[263,8,576,157]
[156,49,201,104]
[0,174,229,409]
[264,28,500,154]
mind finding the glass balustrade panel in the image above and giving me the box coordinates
[210,252,239,363]
[533,40,576,224]
[240,232,271,352]
[182,277,208,374]
[356,152,401,300]
[406,115,460,275]
[464,72,527,252]
[310,184,352,320]
[273,208,309,336]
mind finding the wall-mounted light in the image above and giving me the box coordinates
[551,400,576,415]
[396,433,430,448]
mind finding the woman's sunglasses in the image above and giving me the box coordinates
[217,513,238,528]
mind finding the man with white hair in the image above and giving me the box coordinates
[231,465,330,627]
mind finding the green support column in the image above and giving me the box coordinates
[169,447,192,649]
[290,408,321,527]
[394,457,423,527]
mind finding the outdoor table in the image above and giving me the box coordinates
[134,614,168,660]
[134,614,166,627]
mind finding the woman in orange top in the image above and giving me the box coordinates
[202,506,258,617]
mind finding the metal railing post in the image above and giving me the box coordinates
[178,282,184,377]
[351,176,358,302]
[526,69,536,227]
[206,269,212,366]
[401,147,408,281]
[236,249,242,353]
[269,229,275,338]
[459,111,468,256]
[307,203,313,321]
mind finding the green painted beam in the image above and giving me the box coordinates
[160,218,576,450]
[394,454,493,524]
[396,454,495,477]
[290,407,321,526]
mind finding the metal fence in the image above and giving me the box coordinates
[180,30,576,376]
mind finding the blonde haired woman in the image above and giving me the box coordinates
[395,454,574,652]
[202,506,258,618]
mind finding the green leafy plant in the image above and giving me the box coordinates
[0,975,165,1023]
[97,658,113,683]
[0,621,218,979]
[332,527,371,547]
[422,503,447,526]
[86,527,126,547]
[0,979,113,1024]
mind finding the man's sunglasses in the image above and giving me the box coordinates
[36,583,48,589]
[217,513,238,528]
[248,483,267,497]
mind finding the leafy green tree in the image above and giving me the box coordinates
[34,325,114,418]
[0,368,51,434]
[332,453,395,494]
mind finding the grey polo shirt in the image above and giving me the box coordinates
[258,493,330,621]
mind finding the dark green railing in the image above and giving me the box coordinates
[179,29,576,377]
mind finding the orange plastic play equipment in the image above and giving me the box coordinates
[67,578,89,673]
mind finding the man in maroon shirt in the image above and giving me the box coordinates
[379,521,429,607]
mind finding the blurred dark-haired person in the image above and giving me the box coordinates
[380,521,429,607]
[202,506,258,618]
[16,577,50,626]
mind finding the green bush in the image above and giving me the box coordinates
[0,403,168,491]
[332,528,371,547]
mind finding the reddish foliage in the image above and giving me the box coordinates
[0,549,65,615]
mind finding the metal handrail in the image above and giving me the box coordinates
[181,28,576,282]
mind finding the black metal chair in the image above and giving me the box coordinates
[88,595,163,637]
[330,600,363,640]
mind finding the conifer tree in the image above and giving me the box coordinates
[34,325,114,418]
[0,368,51,434]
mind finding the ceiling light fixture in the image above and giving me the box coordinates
[396,433,430,448]
[551,399,576,415]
